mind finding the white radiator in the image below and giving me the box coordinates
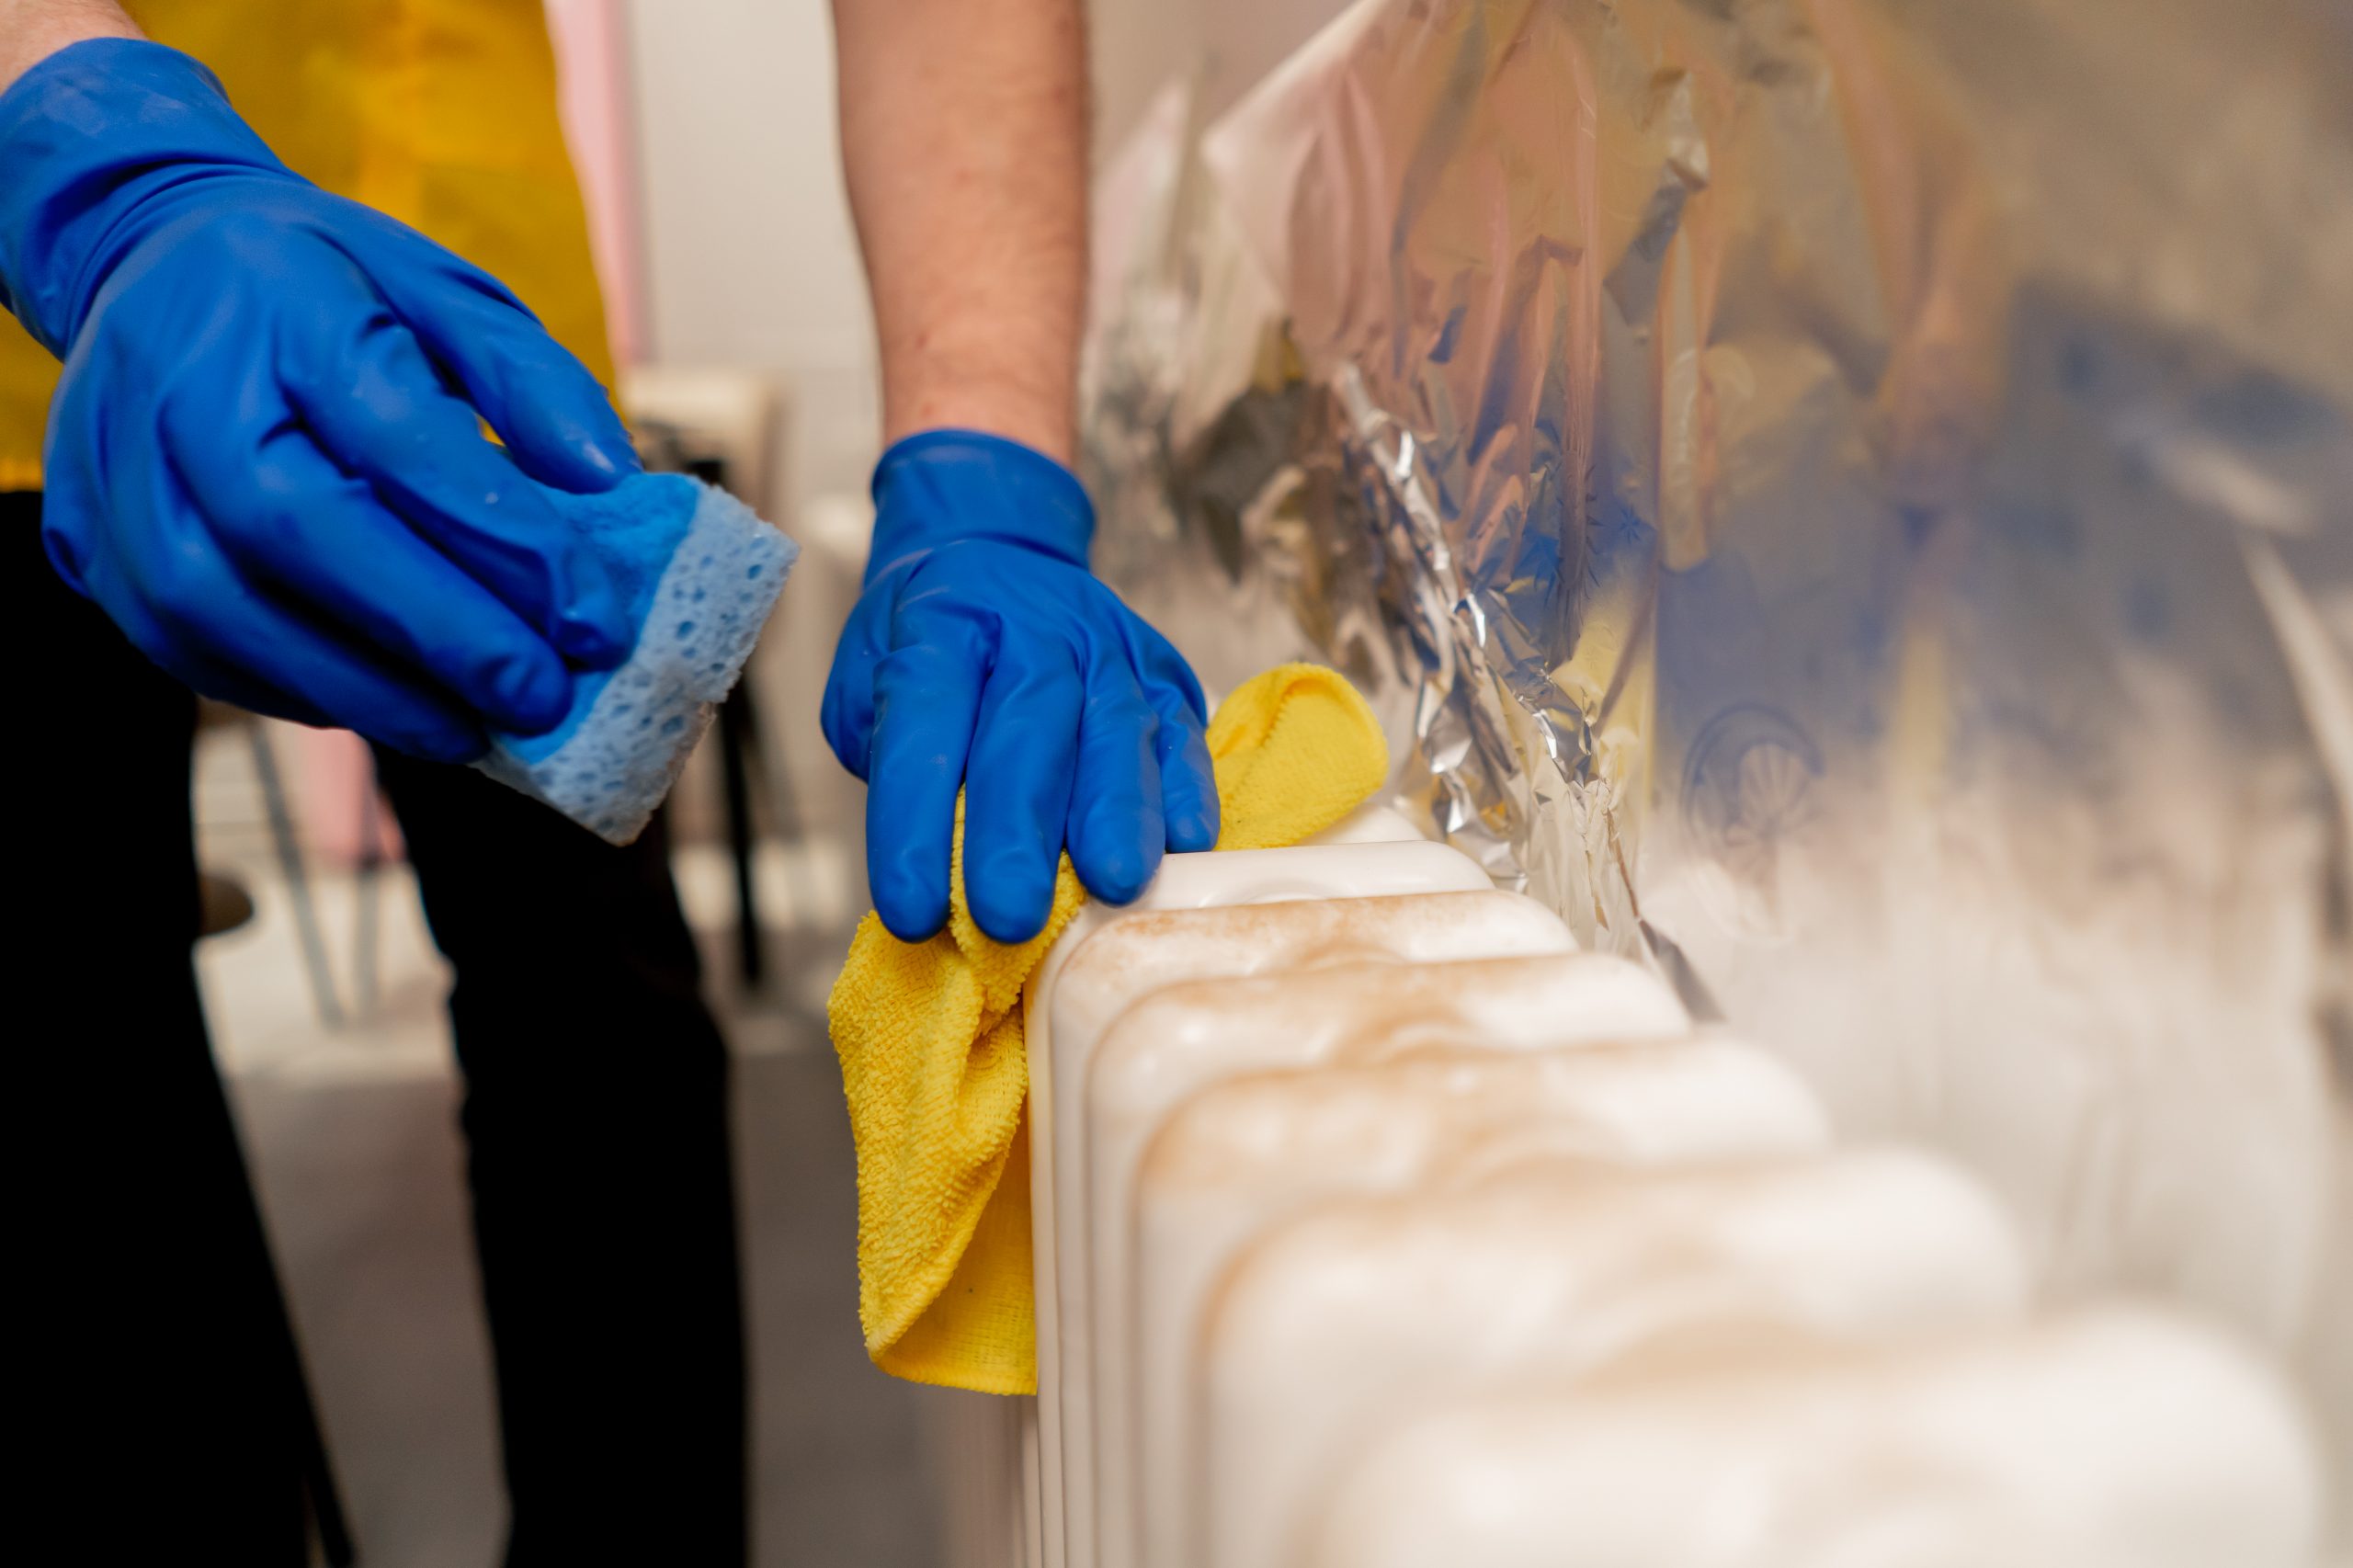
[926,808,2321,1568]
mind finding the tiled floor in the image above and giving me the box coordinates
[197,745,953,1565]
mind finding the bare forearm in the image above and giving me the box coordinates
[830,0,1087,464]
[0,0,142,94]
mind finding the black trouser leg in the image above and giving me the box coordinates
[373,750,748,1567]
[12,492,309,1561]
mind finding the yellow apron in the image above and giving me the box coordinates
[0,0,613,492]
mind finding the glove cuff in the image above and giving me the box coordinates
[866,427,1096,580]
[0,39,290,355]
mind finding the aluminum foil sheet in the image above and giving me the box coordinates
[1082,0,2353,1525]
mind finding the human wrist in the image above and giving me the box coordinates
[866,427,1094,581]
[874,301,1078,466]
[881,377,1074,469]
[0,38,286,353]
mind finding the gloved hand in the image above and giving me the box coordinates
[823,430,1220,944]
[0,40,639,762]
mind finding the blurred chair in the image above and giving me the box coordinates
[224,355,795,1027]
[254,369,815,1009]
[625,366,796,994]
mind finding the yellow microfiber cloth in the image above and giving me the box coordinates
[826,664,1391,1393]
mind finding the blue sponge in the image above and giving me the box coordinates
[473,472,797,844]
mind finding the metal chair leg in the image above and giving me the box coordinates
[717,685,764,993]
[351,778,386,1019]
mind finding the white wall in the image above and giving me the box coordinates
[623,0,880,514]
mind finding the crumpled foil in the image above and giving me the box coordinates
[1083,0,2353,1523]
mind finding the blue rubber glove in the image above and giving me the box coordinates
[0,41,640,762]
[822,430,1220,944]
